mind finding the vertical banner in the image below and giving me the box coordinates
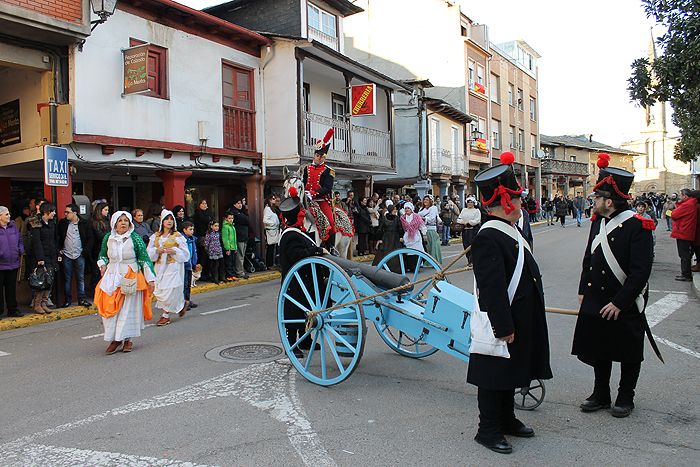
[44,146,69,187]
[123,44,150,95]
[351,83,376,116]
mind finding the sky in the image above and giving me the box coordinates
[180,0,662,147]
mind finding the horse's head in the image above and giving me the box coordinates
[283,166,305,200]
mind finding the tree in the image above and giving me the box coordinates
[627,0,700,163]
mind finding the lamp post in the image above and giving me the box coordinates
[90,0,118,30]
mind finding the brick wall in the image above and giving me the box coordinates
[1,0,83,24]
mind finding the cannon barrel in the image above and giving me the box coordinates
[322,255,411,291]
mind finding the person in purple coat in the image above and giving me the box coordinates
[0,206,25,317]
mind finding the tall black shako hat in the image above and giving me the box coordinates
[473,151,523,214]
[592,153,633,201]
[279,186,302,226]
[314,128,334,156]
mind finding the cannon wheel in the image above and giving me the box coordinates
[373,248,444,358]
[277,256,366,386]
[514,379,546,410]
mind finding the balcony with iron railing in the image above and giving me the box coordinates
[430,148,468,177]
[302,111,392,168]
[307,26,339,51]
[540,158,589,176]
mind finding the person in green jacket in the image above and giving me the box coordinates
[221,211,238,281]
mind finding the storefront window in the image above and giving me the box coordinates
[185,186,219,218]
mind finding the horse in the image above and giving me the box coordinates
[282,166,354,252]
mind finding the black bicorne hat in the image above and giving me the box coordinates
[473,152,523,213]
[592,153,633,201]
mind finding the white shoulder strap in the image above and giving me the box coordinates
[280,227,316,246]
[591,210,634,253]
[476,221,525,303]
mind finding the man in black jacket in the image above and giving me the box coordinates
[573,154,656,418]
[468,152,552,455]
[57,203,94,307]
[278,191,327,358]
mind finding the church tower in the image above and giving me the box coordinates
[643,29,667,137]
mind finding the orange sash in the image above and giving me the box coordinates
[95,267,153,321]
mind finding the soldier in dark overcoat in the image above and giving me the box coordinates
[278,188,327,359]
[572,153,656,418]
[467,152,552,455]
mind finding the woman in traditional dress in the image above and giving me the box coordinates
[417,196,443,264]
[95,211,155,354]
[372,202,403,267]
[148,209,190,326]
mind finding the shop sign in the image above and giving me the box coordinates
[351,83,376,116]
[44,145,69,187]
[0,99,21,148]
[123,44,150,95]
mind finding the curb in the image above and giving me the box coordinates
[693,272,700,301]
[0,254,377,333]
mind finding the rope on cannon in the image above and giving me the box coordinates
[303,246,579,332]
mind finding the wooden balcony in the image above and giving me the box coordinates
[223,106,256,152]
[541,158,589,176]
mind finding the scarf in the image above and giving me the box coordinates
[401,212,424,241]
[98,211,154,275]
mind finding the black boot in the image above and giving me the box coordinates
[612,362,641,418]
[581,361,612,412]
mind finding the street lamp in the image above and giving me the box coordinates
[90,0,118,30]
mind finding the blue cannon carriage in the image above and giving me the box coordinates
[277,248,545,410]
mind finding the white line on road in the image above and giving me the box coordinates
[199,303,250,315]
[0,351,10,357]
[654,335,700,360]
[81,323,155,340]
[649,289,688,294]
[646,293,689,328]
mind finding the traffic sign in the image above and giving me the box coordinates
[44,145,69,187]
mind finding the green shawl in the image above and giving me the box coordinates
[98,231,155,275]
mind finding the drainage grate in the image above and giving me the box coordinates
[205,342,285,364]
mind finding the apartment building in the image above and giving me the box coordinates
[489,40,541,197]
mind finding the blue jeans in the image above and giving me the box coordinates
[666,218,672,231]
[575,209,583,225]
[545,211,553,223]
[63,255,86,302]
[441,224,451,244]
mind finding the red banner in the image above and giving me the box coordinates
[351,83,376,116]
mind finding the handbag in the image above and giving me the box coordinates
[29,266,54,291]
[119,275,138,295]
[469,222,525,359]
[452,222,464,234]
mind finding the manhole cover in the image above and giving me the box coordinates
[205,342,285,364]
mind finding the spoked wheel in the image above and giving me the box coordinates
[277,256,366,386]
[373,248,443,358]
[514,379,546,410]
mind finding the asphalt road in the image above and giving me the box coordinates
[1,215,699,466]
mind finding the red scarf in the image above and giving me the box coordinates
[400,213,425,240]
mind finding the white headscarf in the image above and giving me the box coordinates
[109,211,134,240]
[404,202,415,212]
[385,199,394,207]
[158,209,176,233]
[466,196,477,205]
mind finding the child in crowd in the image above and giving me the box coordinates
[181,221,199,311]
[204,220,225,283]
[221,211,238,282]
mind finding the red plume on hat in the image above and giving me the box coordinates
[314,128,335,155]
[597,153,610,168]
[499,151,515,165]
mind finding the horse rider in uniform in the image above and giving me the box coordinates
[468,152,552,455]
[278,186,328,358]
[572,153,661,418]
[303,128,336,245]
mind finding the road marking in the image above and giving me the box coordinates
[200,303,250,315]
[649,289,688,294]
[0,351,10,357]
[653,335,700,360]
[10,443,212,466]
[0,362,333,466]
[81,324,155,340]
[646,293,688,328]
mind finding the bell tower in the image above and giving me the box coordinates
[643,29,667,137]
